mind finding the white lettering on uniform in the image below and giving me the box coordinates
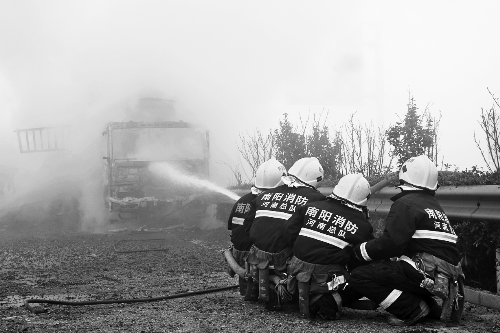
[284,193,296,203]
[425,208,437,219]
[319,210,333,222]
[344,220,358,234]
[235,203,246,214]
[317,222,326,230]
[332,215,346,228]
[306,218,315,227]
[295,196,308,206]
[273,193,284,201]
[305,207,319,218]
[327,226,336,234]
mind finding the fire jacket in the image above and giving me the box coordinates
[243,184,326,254]
[353,190,460,265]
[227,192,255,251]
[284,198,374,266]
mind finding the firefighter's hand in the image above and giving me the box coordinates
[228,230,232,237]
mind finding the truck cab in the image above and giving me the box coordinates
[102,109,210,224]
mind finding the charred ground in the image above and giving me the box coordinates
[1,217,499,333]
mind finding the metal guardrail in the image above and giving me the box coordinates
[365,185,500,222]
[227,185,500,222]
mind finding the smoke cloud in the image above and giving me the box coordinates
[1,1,500,230]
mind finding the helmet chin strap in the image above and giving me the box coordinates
[251,186,264,195]
[396,184,423,191]
[282,175,316,189]
[398,180,439,191]
[327,193,364,212]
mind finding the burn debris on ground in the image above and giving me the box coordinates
[1,221,499,333]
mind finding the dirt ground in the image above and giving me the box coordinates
[1,217,500,333]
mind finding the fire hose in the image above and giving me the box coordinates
[24,285,238,314]
[25,238,239,314]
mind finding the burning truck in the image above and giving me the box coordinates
[11,98,213,228]
[101,99,211,224]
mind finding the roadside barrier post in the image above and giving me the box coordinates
[497,247,500,295]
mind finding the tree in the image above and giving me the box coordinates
[386,94,437,166]
[339,114,392,177]
[273,113,306,170]
[305,113,342,179]
[474,88,500,173]
[236,129,274,183]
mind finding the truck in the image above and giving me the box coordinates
[11,98,211,228]
[101,98,211,225]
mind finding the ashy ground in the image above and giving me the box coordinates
[1,218,499,333]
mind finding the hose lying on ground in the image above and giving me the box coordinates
[24,285,239,314]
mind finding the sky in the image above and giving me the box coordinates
[0,1,499,226]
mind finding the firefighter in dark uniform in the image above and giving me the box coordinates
[243,157,326,309]
[350,155,464,326]
[226,158,287,296]
[283,173,374,319]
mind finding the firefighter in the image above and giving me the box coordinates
[226,158,287,296]
[283,173,374,320]
[349,155,464,326]
[243,157,326,309]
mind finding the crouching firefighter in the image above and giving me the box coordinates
[243,157,326,310]
[224,158,287,296]
[283,173,375,320]
[350,155,465,327]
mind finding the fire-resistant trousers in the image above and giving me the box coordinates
[349,260,434,318]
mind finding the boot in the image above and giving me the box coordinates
[258,267,270,302]
[238,276,248,296]
[298,281,311,318]
[387,300,430,326]
[310,293,340,321]
[244,265,259,302]
[265,284,283,311]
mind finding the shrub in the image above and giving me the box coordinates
[452,220,500,292]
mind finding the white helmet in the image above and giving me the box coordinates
[287,157,324,188]
[331,173,371,207]
[254,158,287,189]
[398,155,438,191]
